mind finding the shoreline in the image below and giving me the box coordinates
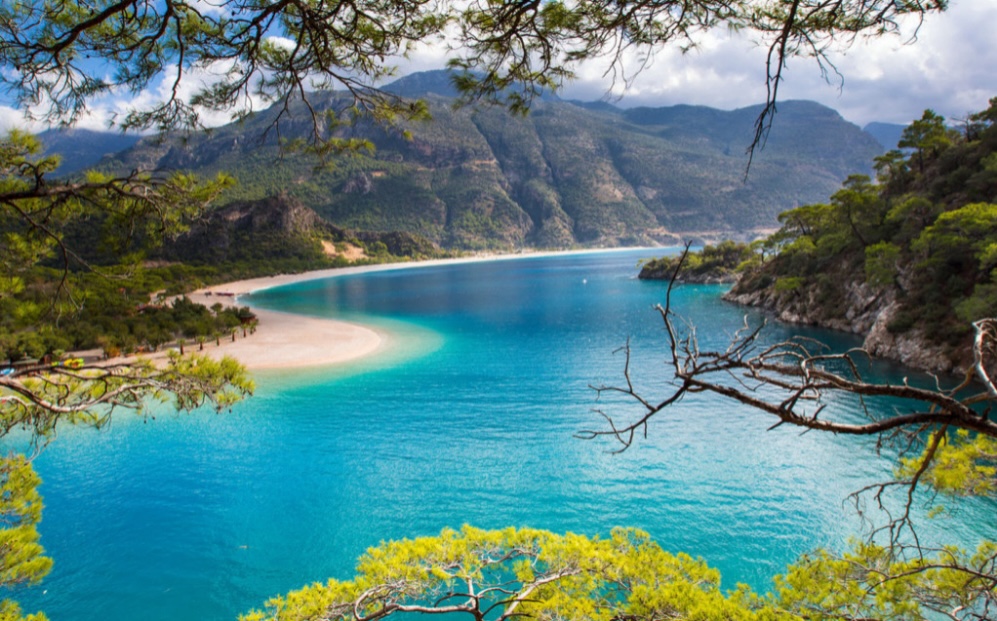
[180,247,667,370]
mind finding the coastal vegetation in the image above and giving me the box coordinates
[727,100,997,373]
[640,98,997,373]
[638,240,755,283]
[241,522,995,621]
[0,267,256,362]
[574,240,997,621]
[587,100,997,621]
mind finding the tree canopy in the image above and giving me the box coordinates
[736,97,997,358]
[241,523,996,621]
[242,526,760,621]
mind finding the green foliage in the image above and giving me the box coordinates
[913,202,997,265]
[911,203,997,326]
[957,280,997,324]
[773,276,805,292]
[242,526,774,621]
[0,264,261,357]
[734,100,997,356]
[828,174,888,248]
[899,430,997,496]
[899,109,956,174]
[773,541,997,621]
[0,600,45,621]
[248,520,997,621]
[0,129,255,620]
[0,129,231,276]
[886,310,917,334]
[0,456,53,620]
[884,195,941,244]
[864,241,902,289]
[0,456,51,589]
[639,241,756,282]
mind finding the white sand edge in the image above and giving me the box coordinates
[183,247,663,370]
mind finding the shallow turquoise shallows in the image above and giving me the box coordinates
[19,250,995,620]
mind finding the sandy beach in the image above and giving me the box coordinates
[169,248,661,370]
[181,258,512,369]
[184,293,384,370]
[181,264,406,370]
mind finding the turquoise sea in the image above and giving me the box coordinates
[19,249,995,620]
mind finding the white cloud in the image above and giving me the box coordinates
[0,106,44,133]
[186,0,229,18]
[379,2,996,126]
[56,60,271,133]
[556,1,997,127]
[264,36,297,52]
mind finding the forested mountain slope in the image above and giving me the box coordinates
[723,101,997,373]
[95,71,883,249]
[156,193,442,270]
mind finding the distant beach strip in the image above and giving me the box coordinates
[187,248,665,370]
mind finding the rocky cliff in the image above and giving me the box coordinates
[723,278,965,374]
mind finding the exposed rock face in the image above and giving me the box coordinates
[342,173,374,195]
[160,193,332,263]
[724,279,969,374]
[219,193,327,233]
[97,73,884,250]
[862,301,961,373]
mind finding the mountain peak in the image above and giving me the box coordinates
[383,70,462,99]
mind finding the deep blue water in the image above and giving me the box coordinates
[17,249,995,620]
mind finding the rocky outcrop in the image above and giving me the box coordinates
[724,279,970,374]
[724,279,885,334]
[862,300,964,373]
[342,173,374,195]
[217,193,328,234]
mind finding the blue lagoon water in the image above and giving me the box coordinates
[19,250,995,620]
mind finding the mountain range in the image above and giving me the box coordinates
[43,71,887,250]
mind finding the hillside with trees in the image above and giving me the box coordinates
[3,209,444,363]
[711,100,997,374]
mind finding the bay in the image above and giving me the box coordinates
[19,249,994,620]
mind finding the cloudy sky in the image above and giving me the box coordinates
[558,0,997,127]
[2,0,994,133]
